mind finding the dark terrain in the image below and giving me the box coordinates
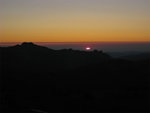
[0,42,149,112]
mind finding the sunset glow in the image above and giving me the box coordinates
[86,47,91,51]
[0,0,150,42]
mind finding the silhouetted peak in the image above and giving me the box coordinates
[19,42,53,52]
[21,42,36,47]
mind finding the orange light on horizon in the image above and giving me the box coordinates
[1,0,150,43]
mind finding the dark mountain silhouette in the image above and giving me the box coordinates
[0,42,111,71]
[0,42,149,112]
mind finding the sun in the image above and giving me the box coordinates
[85,47,91,51]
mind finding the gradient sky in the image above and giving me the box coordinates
[1,0,150,42]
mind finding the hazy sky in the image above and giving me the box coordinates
[1,0,150,42]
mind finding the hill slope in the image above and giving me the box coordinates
[0,42,149,112]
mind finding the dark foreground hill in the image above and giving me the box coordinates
[0,42,149,112]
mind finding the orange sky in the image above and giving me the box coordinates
[1,0,150,42]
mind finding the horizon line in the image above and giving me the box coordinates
[0,41,150,43]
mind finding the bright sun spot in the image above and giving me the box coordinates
[85,47,91,51]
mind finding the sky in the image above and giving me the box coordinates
[0,0,150,42]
